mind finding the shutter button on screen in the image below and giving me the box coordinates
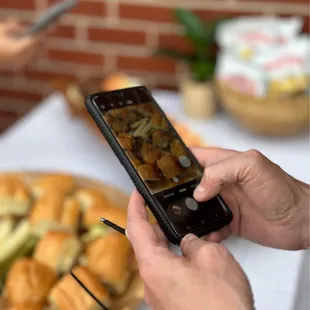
[185,198,198,211]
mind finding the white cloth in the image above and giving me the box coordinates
[0,91,309,310]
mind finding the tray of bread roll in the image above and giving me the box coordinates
[53,72,206,148]
[0,172,144,310]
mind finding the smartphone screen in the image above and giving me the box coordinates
[92,87,230,235]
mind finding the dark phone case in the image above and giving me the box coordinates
[85,88,233,245]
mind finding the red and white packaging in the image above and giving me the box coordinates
[216,16,303,60]
[216,52,265,96]
[252,35,310,96]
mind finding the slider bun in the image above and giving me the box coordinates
[32,173,75,198]
[49,266,110,310]
[29,193,81,236]
[8,302,43,310]
[75,188,110,211]
[0,174,31,216]
[86,232,133,295]
[34,231,81,274]
[6,258,57,305]
[83,205,127,229]
[100,73,139,91]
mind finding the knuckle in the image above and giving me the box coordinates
[197,243,227,260]
[245,149,263,161]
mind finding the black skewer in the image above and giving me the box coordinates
[100,217,126,235]
[70,270,109,310]
[70,218,126,309]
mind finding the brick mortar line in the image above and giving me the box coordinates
[0,10,36,21]
[46,38,150,57]
[117,0,309,15]
[62,15,182,34]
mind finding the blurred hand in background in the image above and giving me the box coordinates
[0,20,44,68]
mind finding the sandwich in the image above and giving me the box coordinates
[7,302,44,310]
[5,258,57,306]
[85,232,133,295]
[170,139,187,158]
[141,142,162,164]
[49,266,110,310]
[0,174,31,217]
[31,174,75,198]
[117,133,135,151]
[34,231,81,274]
[29,193,81,236]
[137,164,161,181]
[83,204,127,230]
[152,130,170,149]
[75,188,110,211]
[157,155,184,180]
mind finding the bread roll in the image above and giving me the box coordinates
[34,231,81,274]
[0,174,31,217]
[5,258,57,305]
[157,155,183,179]
[29,193,80,236]
[83,205,127,229]
[75,188,110,211]
[85,232,133,295]
[8,302,43,310]
[49,266,110,310]
[32,174,75,198]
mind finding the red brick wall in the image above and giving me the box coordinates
[0,0,309,132]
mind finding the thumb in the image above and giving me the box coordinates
[193,150,258,202]
[180,233,207,261]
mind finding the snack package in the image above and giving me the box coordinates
[252,35,310,97]
[216,16,303,60]
[216,52,266,96]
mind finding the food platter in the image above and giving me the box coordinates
[0,172,144,310]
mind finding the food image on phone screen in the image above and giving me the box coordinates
[103,103,202,194]
[90,87,232,238]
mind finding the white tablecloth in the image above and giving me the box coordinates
[0,91,309,310]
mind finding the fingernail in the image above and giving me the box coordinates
[195,185,206,193]
[183,233,197,243]
[125,229,130,240]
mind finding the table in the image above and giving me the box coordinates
[0,91,309,310]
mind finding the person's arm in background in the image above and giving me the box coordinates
[0,20,44,68]
[126,147,309,310]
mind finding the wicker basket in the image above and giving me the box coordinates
[216,81,310,136]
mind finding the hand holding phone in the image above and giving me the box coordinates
[21,0,78,37]
[85,86,233,245]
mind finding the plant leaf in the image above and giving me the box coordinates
[190,61,215,82]
[174,8,207,49]
[205,16,230,44]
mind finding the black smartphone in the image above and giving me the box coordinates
[21,0,78,37]
[85,86,233,245]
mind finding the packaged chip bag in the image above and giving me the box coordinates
[252,35,310,98]
[216,52,266,96]
[216,16,303,61]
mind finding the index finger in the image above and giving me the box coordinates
[126,190,169,262]
[191,147,238,167]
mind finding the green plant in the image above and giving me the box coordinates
[155,8,226,82]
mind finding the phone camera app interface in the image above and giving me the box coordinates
[98,89,202,195]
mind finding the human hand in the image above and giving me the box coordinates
[192,147,309,250]
[0,20,44,68]
[126,191,254,310]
